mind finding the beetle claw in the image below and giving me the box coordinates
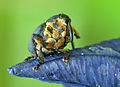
[33,58,44,71]
[62,55,70,64]
[33,66,39,72]
[33,64,41,72]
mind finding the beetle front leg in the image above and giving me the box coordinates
[33,43,44,71]
[57,49,70,63]
[38,44,44,63]
[33,57,44,72]
[71,26,80,39]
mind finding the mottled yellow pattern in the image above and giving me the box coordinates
[44,18,68,50]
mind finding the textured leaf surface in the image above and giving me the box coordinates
[8,38,120,87]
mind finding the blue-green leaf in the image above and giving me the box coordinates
[8,38,120,87]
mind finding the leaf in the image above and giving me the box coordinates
[8,38,120,87]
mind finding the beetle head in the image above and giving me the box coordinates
[59,14,71,25]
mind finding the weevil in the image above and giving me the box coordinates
[25,14,80,71]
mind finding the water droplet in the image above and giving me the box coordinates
[96,84,101,87]
[20,70,23,72]
[115,74,117,76]
[81,53,84,55]
[42,77,45,79]
[49,55,52,57]
[89,47,98,53]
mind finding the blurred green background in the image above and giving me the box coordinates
[0,0,120,87]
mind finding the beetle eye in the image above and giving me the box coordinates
[63,20,67,25]
[63,18,70,25]
[63,20,66,23]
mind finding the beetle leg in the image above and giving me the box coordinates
[58,49,70,53]
[32,34,43,59]
[33,42,45,71]
[54,38,65,49]
[33,56,43,72]
[38,44,44,63]
[24,56,34,61]
[33,46,44,71]
[32,37,39,58]
[33,59,44,72]
[58,49,70,63]
[67,23,74,49]
[71,26,80,39]
[33,63,41,72]
[32,34,45,71]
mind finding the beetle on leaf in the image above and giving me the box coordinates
[25,14,80,71]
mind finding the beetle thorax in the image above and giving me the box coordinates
[35,18,71,55]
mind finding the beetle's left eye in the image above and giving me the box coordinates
[63,19,70,25]
[63,20,66,23]
[63,20,67,25]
